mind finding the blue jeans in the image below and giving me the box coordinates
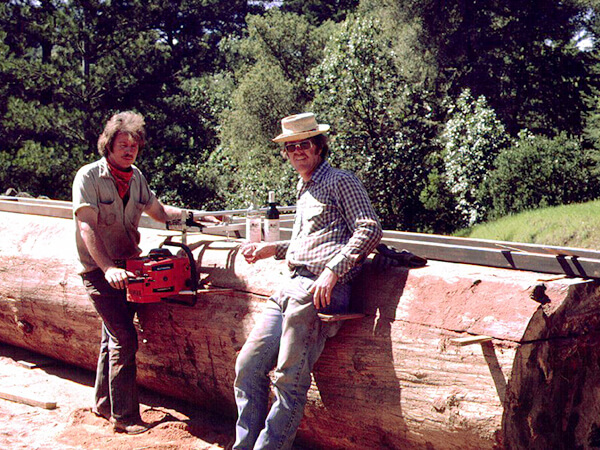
[81,269,140,422]
[233,270,351,450]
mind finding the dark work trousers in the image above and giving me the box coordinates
[81,268,140,422]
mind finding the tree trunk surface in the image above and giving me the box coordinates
[1,211,599,449]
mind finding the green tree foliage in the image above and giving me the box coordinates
[0,0,259,205]
[584,92,600,155]
[363,0,598,137]
[211,11,330,208]
[310,16,439,231]
[221,10,330,103]
[280,0,359,25]
[583,46,600,151]
[2,0,600,234]
[442,89,511,227]
[213,62,298,207]
[485,131,599,218]
[418,153,463,235]
[0,1,86,198]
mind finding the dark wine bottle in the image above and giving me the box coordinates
[264,191,280,242]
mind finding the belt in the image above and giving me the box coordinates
[289,264,351,286]
[289,265,315,278]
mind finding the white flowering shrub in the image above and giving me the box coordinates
[442,89,511,227]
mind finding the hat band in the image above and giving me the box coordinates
[284,126,318,134]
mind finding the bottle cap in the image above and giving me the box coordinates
[268,191,275,203]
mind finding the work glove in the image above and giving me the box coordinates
[372,244,428,271]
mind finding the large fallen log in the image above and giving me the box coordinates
[1,210,600,449]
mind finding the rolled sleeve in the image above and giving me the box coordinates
[326,253,350,277]
[72,167,99,217]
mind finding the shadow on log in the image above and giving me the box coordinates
[1,210,600,449]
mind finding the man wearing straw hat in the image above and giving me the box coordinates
[234,112,383,449]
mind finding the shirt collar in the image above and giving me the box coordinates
[99,157,138,180]
[99,157,112,178]
[310,160,330,184]
[297,160,330,191]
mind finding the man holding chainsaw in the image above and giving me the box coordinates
[72,111,183,435]
[233,112,383,449]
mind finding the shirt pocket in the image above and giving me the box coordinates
[98,201,117,227]
[128,201,146,228]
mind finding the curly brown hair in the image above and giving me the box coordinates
[97,111,146,157]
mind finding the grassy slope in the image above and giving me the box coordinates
[456,200,600,250]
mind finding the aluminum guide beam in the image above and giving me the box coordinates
[381,237,600,278]
[2,197,600,278]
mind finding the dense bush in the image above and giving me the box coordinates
[485,131,600,219]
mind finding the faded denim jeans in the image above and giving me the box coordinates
[82,268,140,422]
[233,268,351,450]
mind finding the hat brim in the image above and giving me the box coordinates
[272,124,330,143]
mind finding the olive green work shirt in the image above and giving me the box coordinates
[72,157,156,274]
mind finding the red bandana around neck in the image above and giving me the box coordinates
[107,161,133,199]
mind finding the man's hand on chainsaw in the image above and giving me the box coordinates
[105,267,135,290]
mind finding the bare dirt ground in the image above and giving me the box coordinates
[0,342,236,450]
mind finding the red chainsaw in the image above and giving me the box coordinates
[126,210,203,306]
[126,240,198,306]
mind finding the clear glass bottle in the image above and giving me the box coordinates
[264,191,280,242]
[245,192,262,242]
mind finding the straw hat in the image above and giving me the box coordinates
[272,113,330,143]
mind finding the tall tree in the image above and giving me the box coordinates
[310,16,439,231]
[211,10,331,208]
[583,7,600,151]
[0,0,260,204]
[362,0,598,136]
[280,0,359,25]
[0,0,85,198]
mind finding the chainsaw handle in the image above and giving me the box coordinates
[158,241,198,306]
[128,276,147,284]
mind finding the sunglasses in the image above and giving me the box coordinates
[284,140,313,153]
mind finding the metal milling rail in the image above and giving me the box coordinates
[1,195,599,279]
[381,231,600,279]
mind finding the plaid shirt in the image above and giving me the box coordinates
[275,161,382,284]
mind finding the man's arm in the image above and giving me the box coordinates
[326,174,383,278]
[144,197,222,225]
[144,197,182,223]
[310,174,383,309]
[240,242,277,263]
[76,206,133,290]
